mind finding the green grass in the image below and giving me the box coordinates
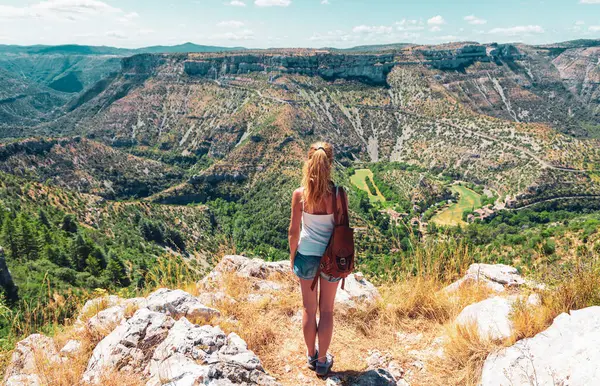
[350,169,385,203]
[432,185,481,227]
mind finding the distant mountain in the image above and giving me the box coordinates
[325,43,415,52]
[137,42,246,54]
[0,42,247,56]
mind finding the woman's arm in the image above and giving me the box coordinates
[288,189,303,271]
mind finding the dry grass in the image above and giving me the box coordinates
[5,242,600,386]
[204,266,496,386]
[511,256,600,342]
[429,322,504,386]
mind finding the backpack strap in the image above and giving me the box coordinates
[310,266,321,291]
[332,185,338,225]
[339,187,349,227]
[310,185,338,292]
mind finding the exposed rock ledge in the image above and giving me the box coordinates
[481,306,600,385]
[3,255,381,386]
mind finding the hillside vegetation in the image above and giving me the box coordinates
[0,40,599,385]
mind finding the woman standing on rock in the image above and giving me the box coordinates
[288,141,351,377]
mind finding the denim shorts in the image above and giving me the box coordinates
[293,251,342,283]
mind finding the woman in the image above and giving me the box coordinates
[288,141,347,376]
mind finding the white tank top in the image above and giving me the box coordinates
[297,188,336,257]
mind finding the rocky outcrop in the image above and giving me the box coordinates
[7,282,278,385]
[77,290,275,385]
[204,255,289,282]
[481,306,600,385]
[0,246,17,303]
[146,288,220,321]
[184,53,396,86]
[204,255,380,309]
[82,308,174,383]
[3,334,62,385]
[444,263,525,293]
[146,318,278,386]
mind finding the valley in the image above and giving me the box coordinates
[0,39,599,385]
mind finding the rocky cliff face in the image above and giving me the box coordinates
[183,53,396,86]
[0,247,17,304]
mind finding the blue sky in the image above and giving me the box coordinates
[0,0,599,48]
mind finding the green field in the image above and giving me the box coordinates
[431,185,481,227]
[350,169,386,203]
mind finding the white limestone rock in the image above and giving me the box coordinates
[77,295,122,323]
[146,288,220,321]
[335,272,380,308]
[147,318,279,386]
[3,334,61,382]
[455,296,514,340]
[86,305,126,334]
[4,374,42,386]
[205,255,288,282]
[481,306,600,386]
[82,308,175,384]
[444,263,525,293]
[59,339,82,357]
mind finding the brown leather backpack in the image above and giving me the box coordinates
[311,186,355,291]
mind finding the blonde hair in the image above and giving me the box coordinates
[302,142,334,211]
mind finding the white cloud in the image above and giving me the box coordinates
[227,0,247,6]
[321,0,330,4]
[212,29,255,40]
[580,0,600,3]
[0,0,122,21]
[254,0,291,6]
[352,25,393,34]
[464,15,487,25]
[217,20,245,28]
[489,25,545,36]
[427,15,445,26]
[429,26,441,32]
[589,25,600,32]
[106,30,127,39]
[575,20,586,25]
[118,11,139,23]
[396,19,424,31]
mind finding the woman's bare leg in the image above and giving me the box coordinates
[317,277,339,363]
[299,279,319,357]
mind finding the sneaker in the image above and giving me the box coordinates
[307,350,319,370]
[315,353,334,376]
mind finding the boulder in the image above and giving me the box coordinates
[481,306,600,386]
[146,318,279,386]
[205,255,288,282]
[444,264,525,293]
[146,288,220,321]
[455,296,514,340]
[77,295,123,323]
[86,305,126,334]
[82,308,175,384]
[4,374,42,386]
[59,339,82,357]
[347,369,397,386]
[3,334,61,382]
[335,272,380,308]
